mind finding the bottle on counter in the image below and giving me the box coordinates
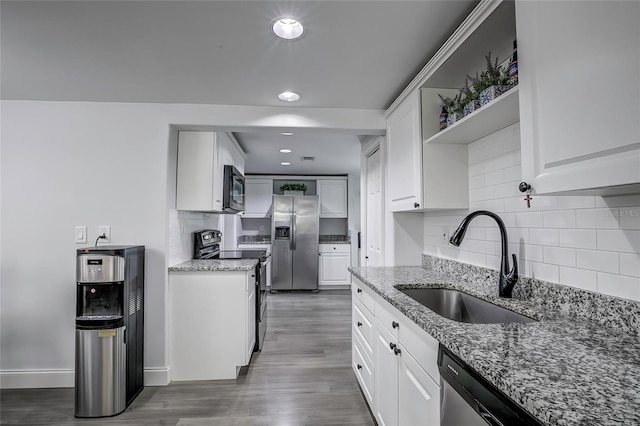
[508,39,518,87]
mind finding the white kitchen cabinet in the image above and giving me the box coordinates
[351,277,441,425]
[386,89,423,212]
[317,179,348,218]
[516,1,640,195]
[176,131,224,211]
[169,269,255,381]
[243,178,273,218]
[219,132,246,175]
[319,244,351,286]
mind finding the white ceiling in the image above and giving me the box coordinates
[1,0,478,174]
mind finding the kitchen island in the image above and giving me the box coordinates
[168,258,259,381]
[349,256,640,426]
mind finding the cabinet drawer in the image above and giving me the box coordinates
[353,335,374,408]
[353,299,374,360]
[319,244,350,253]
[352,278,375,313]
[374,294,403,339]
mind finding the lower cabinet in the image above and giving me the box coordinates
[169,270,255,381]
[319,244,351,286]
[352,277,441,426]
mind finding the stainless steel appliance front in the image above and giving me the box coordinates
[271,195,319,290]
[77,255,125,283]
[75,327,126,418]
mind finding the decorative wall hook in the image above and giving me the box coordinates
[519,182,532,208]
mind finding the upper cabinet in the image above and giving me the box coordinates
[516,1,640,195]
[318,179,348,218]
[386,1,517,212]
[176,131,245,212]
[243,177,273,218]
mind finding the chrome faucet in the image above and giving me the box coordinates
[449,210,518,298]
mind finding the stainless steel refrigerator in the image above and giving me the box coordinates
[271,195,319,291]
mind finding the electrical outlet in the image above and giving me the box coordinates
[441,227,449,243]
[98,225,111,243]
[75,226,87,244]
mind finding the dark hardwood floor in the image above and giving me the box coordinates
[1,290,374,426]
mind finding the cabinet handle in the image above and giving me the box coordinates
[365,256,369,259]
[357,288,362,293]
[357,364,362,370]
[389,342,397,350]
[357,322,362,327]
[393,347,402,356]
[414,202,420,208]
[392,321,399,329]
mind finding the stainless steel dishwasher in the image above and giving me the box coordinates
[438,345,543,426]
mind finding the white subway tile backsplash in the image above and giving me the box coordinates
[620,253,640,277]
[576,208,620,229]
[516,211,543,228]
[620,207,640,229]
[558,229,597,249]
[543,246,576,267]
[597,229,640,253]
[529,228,559,246]
[423,126,639,304]
[559,267,597,292]
[597,272,640,301]
[543,210,576,228]
[576,249,619,274]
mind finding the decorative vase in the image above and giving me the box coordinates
[463,99,481,116]
[446,112,461,127]
[479,85,508,106]
[284,190,304,196]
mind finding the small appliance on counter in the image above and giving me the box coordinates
[193,229,221,259]
[75,245,144,418]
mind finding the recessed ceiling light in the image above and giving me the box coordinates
[278,91,300,102]
[279,148,292,153]
[271,17,304,40]
[281,132,295,136]
[281,162,291,166]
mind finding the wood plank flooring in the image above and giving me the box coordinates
[1,290,375,426]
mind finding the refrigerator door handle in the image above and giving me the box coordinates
[291,210,297,250]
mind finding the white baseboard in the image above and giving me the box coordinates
[1,366,171,389]
[318,284,351,290]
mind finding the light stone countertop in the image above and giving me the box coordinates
[349,265,640,426]
[169,259,258,272]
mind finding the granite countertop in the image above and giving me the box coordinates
[319,235,350,244]
[349,265,640,426]
[169,258,259,272]
[237,235,271,245]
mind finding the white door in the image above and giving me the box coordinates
[366,148,382,266]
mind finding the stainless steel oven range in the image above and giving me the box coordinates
[216,249,269,352]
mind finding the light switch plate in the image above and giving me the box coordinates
[75,226,87,244]
[98,225,111,243]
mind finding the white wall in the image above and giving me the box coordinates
[0,99,384,388]
[424,124,640,301]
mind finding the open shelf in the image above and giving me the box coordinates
[424,87,519,145]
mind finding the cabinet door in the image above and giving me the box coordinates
[517,1,640,195]
[176,131,223,211]
[244,178,273,217]
[319,252,351,286]
[245,272,256,363]
[387,89,422,212]
[318,179,348,218]
[398,344,440,426]
[374,321,398,426]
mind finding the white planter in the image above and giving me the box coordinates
[284,190,304,196]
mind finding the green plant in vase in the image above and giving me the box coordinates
[438,93,463,127]
[479,52,509,106]
[460,77,481,116]
[280,183,307,194]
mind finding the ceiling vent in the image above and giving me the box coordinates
[301,156,316,162]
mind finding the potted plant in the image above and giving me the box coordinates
[438,93,464,128]
[280,183,307,195]
[478,52,510,106]
[462,74,484,116]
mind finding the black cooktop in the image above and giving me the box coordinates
[216,250,266,260]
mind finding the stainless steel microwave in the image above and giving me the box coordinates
[223,165,245,213]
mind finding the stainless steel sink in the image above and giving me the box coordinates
[398,288,535,324]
